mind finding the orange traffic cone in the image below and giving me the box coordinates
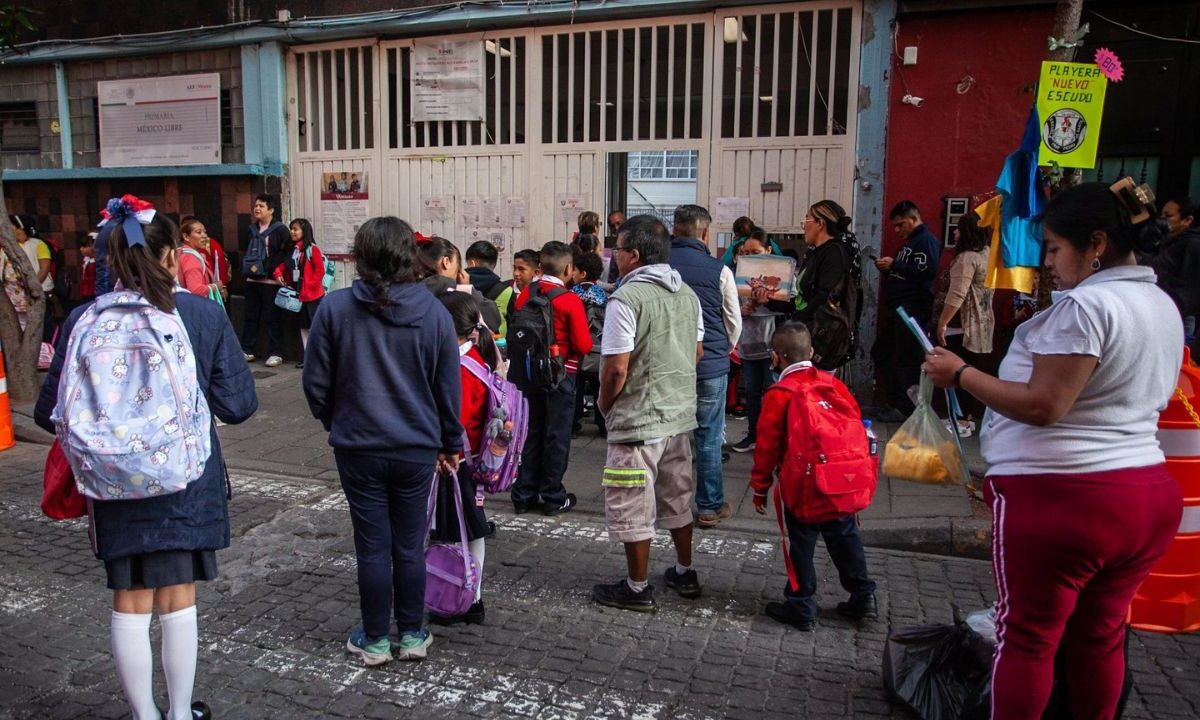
[0,336,14,451]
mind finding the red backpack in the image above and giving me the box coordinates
[772,367,877,524]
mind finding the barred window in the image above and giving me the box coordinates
[628,150,698,180]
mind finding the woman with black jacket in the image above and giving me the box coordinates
[795,200,861,370]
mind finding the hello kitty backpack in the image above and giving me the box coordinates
[51,291,212,501]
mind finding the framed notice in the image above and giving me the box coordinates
[98,73,221,167]
[320,172,369,256]
[411,40,485,122]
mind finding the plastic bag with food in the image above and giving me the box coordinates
[882,374,968,484]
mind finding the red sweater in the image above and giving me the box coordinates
[203,240,231,285]
[513,278,594,374]
[273,242,327,302]
[460,345,490,455]
[750,367,805,496]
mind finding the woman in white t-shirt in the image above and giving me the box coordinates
[923,181,1184,720]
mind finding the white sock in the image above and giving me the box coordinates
[111,611,158,720]
[469,538,486,603]
[300,328,309,349]
[161,606,198,720]
[675,563,692,575]
[627,577,649,593]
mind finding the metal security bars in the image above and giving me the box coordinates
[295,45,375,153]
[541,23,706,144]
[719,7,854,138]
[383,36,526,149]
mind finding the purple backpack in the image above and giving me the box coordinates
[461,354,528,495]
[425,471,481,617]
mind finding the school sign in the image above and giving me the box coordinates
[1037,61,1108,170]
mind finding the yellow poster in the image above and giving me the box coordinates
[1037,61,1107,169]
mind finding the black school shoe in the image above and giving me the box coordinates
[429,601,486,626]
[836,593,878,620]
[159,702,212,720]
[591,579,657,613]
[512,500,535,514]
[765,602,817,632]
[663,567,702,598]
[543,493,577,516]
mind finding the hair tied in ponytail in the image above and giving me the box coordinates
[1108,177,1155,225]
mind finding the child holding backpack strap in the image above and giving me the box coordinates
[273,218,327,368]
[429,291,504,625]
[33,196,258,720]
[750,322,877,632]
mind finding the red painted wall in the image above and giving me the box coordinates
[882,6,1055,258]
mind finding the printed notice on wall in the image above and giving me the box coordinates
[481,198,503,227]
[460,197,483,228]
[320,172,369,256]
[98,73,221,167]
[411,40,485,122]
[555,194,585,224]
[421,196,450,223]
[715,197,751,225]
[503,197,528,228]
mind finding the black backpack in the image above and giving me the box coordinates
[809,238,863,371]
[579,300,606,374]
[506,283,568,392]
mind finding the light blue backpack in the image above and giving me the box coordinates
[51,291,212,500]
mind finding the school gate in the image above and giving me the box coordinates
[284,1,862,271]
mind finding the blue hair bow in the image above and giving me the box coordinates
[96,194,156,248]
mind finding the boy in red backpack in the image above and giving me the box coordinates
[750,322,877,631]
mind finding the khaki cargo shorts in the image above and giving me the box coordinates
[602,433,695,543]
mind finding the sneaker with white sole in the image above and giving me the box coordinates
[730,436,756,453]
[346,628,391,666]
[243,353,256,363]
[393,629,432,660]
[265,355,283,368]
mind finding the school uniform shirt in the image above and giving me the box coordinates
[459,343,490,456]
[79,257,96,298]
[513,276,594,374]
[982,265,1182,475]
[22,238,54,292]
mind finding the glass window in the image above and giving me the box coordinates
[627,150,698,180]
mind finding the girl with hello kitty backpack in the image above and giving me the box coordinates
[34,195,258,720]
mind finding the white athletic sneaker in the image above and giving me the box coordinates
[265,355,283,368]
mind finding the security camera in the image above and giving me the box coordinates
[902,94,925,108]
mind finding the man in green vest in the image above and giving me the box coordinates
[593,215,706,612]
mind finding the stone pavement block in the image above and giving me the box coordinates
[1,457,1198,719]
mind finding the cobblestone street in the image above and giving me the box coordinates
[2,442,1199,719]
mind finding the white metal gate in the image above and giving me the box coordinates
[285,2,861,267]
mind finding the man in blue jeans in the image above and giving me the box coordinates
[668,205,742,527]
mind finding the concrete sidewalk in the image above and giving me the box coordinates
[11,364,990,558]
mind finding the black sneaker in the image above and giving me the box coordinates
[483,520,497,538]
[591,579,657,613]
[429,600,486,626]
[663,567,702,598]
[730,436,756,453]
[765,601,816,631]
[836,593,878,620]
[512,500,535,515]
[543,493,577,516]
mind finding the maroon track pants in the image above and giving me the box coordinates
[986,465,1181,720]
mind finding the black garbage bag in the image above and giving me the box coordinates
[882,608,994,720]
[960,625,1134,720]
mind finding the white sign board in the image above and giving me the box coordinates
[320,172,370,256]
[411,40,485,122]
[98,73,221,167]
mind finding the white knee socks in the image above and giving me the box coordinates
[160,606,198,720]
[469,538,486,602]
[111,607,199,720]
[111,611,158,720]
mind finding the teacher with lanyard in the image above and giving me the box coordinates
[923,180,1184,720]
